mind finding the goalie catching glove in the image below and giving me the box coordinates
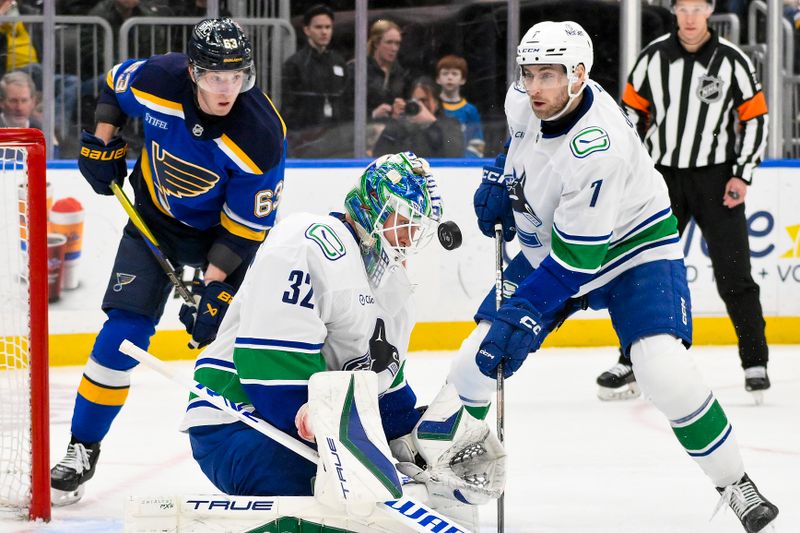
[390,383,506,505]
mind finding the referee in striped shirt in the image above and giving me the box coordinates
[596,0,771,400]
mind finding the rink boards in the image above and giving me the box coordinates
[31,160,800,365]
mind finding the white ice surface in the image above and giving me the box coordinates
[3,345,798,533]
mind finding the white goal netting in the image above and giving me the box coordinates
[0,146,36,517]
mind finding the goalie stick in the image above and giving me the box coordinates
[494,222,505,533]
[118,340,475,533]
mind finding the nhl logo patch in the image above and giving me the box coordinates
[192,123,204,137]
[697,74,724,103]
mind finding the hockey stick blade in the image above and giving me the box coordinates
[117,340,476,533]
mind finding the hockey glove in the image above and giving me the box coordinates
[473,153,515,241]
[476,297,544,378]
[179,280,235,349]
[78,131,128,196]
[391,384,506,505]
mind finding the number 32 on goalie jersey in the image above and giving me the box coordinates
[281,270,314,309]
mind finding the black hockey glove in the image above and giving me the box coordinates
[78,131,128,195]
[179,280,235,349]
[473,153,516,241]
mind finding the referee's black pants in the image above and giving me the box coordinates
[659,163,769,369]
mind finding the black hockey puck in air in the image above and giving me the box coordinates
[438,221,463,250]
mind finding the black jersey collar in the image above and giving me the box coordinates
[667,28,719,64]
[541,84,594,139]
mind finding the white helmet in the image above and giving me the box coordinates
[516,20,593,76]
[516,21,594,120]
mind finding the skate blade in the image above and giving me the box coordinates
[750,390,765,406]
[597,382,641,401]
[51,485,85,506]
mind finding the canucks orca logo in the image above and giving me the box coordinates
[342,318,400,376]
[506,167,542,227]
[150,141,220,208]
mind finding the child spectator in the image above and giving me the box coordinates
[436,54,484,158]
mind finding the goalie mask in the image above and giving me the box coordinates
[188,18,256,94]
[515,20,593,121]
[344,152,443,287]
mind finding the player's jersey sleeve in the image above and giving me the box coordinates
[515,155,625,314]
[727,43,768,182]
[231,237,327,434]
[378,361,421,440]
[622,46,657,139]
[97,57,178,120]
[209,93,286,270]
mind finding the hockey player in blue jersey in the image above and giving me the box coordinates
[51,18,287,505]
[452,21,778,532]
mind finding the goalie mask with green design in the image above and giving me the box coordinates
[344,152,443,286]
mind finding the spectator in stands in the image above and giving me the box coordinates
[172,0,230,18]
[346,19,409,122]
[436,54,484,158]
[0,70,38,128]
[1,0,77,147]
[373,76,464,158]
[281,3,348,157]
[83,0,172,71]
[0,0,40,77]
[56,0,103,14]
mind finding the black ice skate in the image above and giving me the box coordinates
[744,366,771,406]
[714,473,779,533]
[50,438,101,506]
[596,363,640,401]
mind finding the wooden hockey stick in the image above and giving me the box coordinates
[494,222,505,533]
[118,340,475,533]
[109,182,194,305]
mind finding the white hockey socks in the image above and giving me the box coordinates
[446,321,496,418]
[306,371,403,514]
[631,334,745,488]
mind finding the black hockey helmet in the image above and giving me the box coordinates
[188,18,256,92]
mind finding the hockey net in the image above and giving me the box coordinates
[0,129,50,521]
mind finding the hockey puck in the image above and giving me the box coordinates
[727,190,740,200]
[437,221,463,250]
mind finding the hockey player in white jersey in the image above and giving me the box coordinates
[456,21,778,533]
[179,152,505,521]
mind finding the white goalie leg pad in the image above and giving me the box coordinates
[631,334,744,487]
[308,371,404,513]
[447,321,496,409]
[397,383,506,506]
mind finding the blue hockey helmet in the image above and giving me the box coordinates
[188,18,256,93]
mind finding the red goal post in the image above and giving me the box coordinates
[0,128,51,521]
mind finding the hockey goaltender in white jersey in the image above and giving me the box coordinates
[169,152,505,532]
[449,20,778,533]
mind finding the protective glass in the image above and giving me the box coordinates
[514,65,569,93]
[192,65,256,94]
